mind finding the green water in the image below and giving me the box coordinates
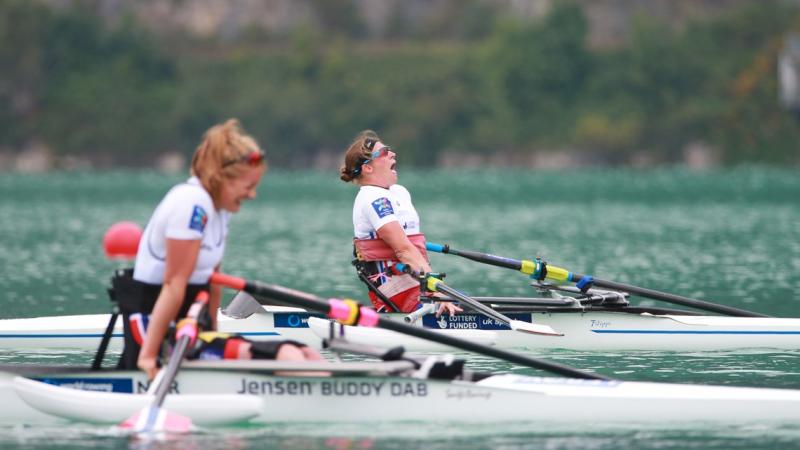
[1,168,800,449]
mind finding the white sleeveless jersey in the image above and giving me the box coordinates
[133,177,230,285]
[353,184,420,239]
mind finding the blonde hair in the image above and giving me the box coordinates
[339,130,381,183]
[190,119,266,204]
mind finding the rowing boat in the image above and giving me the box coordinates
[8,232,798,353]
[4,301,800,352]
[5,353,800,426]
[5,272,800,429]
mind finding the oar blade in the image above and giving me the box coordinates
[509,320,563,336]
[120,405,193,434]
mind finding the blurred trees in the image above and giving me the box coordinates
[1,0,177,163]
[1,0,799,167]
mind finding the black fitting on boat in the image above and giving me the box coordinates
[416,356,466,380]
[380,346,406,361]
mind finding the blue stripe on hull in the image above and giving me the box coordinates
[35,377,135,393]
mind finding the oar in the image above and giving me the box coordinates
[210,273,607,380]
[120,291,209,433]
[426,242,769,318]
[393,263,561,336]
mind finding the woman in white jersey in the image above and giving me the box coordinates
[339,130,461,316]
[117,119,322,379]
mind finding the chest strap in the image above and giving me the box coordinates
[354,233,428,262]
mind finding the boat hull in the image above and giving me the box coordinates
[2,308,800,352]
[478,312,800,351]
[4,368,800,425]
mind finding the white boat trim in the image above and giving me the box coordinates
[3,306,800,352]
[182,358,418,375]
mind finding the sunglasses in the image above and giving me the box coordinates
[349,138,392,178]
[222,149,265,168]
[361,138,391,166]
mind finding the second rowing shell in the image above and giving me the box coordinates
[2,305,800,352]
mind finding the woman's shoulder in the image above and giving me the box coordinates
[164,177,214,208]
[389,184,410,194]
[389,184,412,199]
[356,184,393,200]
[354,186,397,214]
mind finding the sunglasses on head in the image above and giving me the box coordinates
[222,149,265,168]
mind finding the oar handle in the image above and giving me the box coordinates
[152,290,209,407]
[427,242,530,273]
[210,273,608,381]
[428,242,580,282]
[152,335,190,406]
[392,263,442,292]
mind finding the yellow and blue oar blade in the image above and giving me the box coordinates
[427,242,768,318]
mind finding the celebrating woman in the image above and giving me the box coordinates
[339,130,461,316]
[117,119,322,379]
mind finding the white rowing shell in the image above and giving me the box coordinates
[10,370,800,425]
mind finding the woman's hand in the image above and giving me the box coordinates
[435,301,463,317]
[138,353,159,380]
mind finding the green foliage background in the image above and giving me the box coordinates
[2,0,799,166]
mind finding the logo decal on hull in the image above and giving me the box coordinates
[423,314,531,331]
[35,377,134,393]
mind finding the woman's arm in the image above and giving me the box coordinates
[378,221,462,316]
[138,238,201,379]
[377,221,431,273]
[209,265,222,330]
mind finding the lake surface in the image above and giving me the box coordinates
[0,167,799,449]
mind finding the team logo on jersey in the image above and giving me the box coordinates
[189,205,208,232]
[371,197,394,218]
